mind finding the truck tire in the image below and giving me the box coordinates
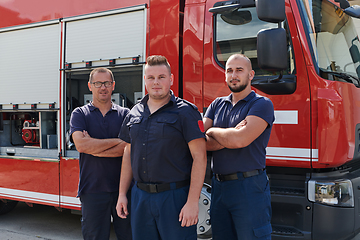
[197,183,212,239]
[0,200,18,215]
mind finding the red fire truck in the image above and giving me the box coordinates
[0,0,360,239]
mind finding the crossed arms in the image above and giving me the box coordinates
[203,115,268,151]
[72,130,127,157]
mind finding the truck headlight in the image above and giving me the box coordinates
[308,179,354,207]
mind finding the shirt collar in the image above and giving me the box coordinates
[226,90,256,104]
[88,101,117,112]
[140,90,176,106]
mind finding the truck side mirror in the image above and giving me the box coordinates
[257,28,287,72]
[256,0,285,23]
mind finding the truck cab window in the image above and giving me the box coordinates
[298,0,360,87]
[214,6,295,76]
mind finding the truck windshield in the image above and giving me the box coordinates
[299,0,360,87]
[214,6,295,76]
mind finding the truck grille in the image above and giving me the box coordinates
[270,187,305,196]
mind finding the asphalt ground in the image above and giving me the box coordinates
[0,202,360,240]
[0,202,117,240]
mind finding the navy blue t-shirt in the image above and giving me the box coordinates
[69,103,129,196]
[205,91,274,174]
[119,92,205,184]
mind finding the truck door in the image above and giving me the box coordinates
[0,21,61,206]
[202,0,313,168]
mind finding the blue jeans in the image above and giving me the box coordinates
[211,171,272,240]
[131,183,197,240]
[80,191,132,240]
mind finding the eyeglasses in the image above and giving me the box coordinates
[91,81,113,88]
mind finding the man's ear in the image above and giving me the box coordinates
[249,70,255,81]
[88,81,92,91]
[170,74,174,86]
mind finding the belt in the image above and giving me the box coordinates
[137,179,190,193]
[215,169,264,182]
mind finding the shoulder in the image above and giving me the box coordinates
[72,104,89,116]
[112,103,130,115]
[208,96,228,109]
[176,97,198,110]
[252,94,274,109]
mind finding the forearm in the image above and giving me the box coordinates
[205,134,225,151]
[187,140,207,203]
[187,160,206,203]
[207,127,245,149]
[74,133,121,154]
[93,141,127,157]
[119,144,133,196]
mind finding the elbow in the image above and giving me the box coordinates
[74,144,86,153]
[75,146,85,153]
[229,140,250,149]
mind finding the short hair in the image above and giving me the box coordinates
[89,67,114,82]
[226,54,252,69]
[145,55,171,74]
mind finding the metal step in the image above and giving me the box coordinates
[272,225,304,237]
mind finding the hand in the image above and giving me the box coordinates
[179,200,199,227]
[116,194,129,219]
[82,130,91,138]
[205,128,214,137]
[235,119,247,129]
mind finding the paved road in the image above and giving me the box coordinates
[1,202,360,240]
[0,202,116,240]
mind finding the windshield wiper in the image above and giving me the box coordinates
[321,69,360,86]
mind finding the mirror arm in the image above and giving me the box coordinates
[268,71,284,83]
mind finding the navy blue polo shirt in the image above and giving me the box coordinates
[70,102,130,196]
[119,92,205,184]
[204,91,274,174]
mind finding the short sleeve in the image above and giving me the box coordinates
[248,97,275,126]
[204,98,218,120]
[181,107,206,143]
[119,113,131,143]
[69,107,86,143]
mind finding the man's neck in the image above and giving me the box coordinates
[231,89,251,105]
[147,94,171,114]
[92,100,112,116]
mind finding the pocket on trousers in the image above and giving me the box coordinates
[253,223,272,238]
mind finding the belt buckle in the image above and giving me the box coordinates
[149,184,158,193]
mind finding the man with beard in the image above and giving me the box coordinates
[203,54,274,240]
[70,67,132,240]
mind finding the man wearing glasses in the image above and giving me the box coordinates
[70,67,132,240]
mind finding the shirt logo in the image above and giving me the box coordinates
[198,120,205,133]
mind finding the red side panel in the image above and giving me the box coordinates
[60,157,80,210]
[182,1,206,107]
[0,157,59,207]
[149,0,181,96]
